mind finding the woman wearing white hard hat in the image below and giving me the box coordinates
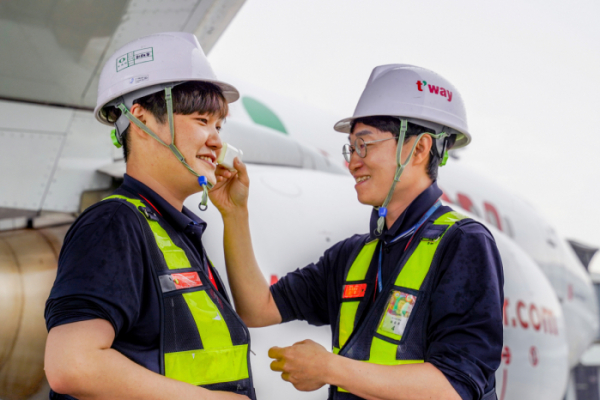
[45,32,254,400]
[212,64,503,400]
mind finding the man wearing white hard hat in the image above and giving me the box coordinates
[212,64,503,399]
[44,32,254,400]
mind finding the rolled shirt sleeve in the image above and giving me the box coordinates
[425,222,504,399]
[45,202,150,336]
[271,234,367,326]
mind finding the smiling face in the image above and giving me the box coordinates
[174,111,223,182]
[154,111,223,192]
[126,105,225,203]
[348,122,424,207]
[124,82,231,206]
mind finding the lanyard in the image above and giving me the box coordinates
[377,199,442,293]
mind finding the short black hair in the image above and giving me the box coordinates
[120,81,228,162]
[350,116,455,180]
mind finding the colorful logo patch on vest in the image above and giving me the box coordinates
[380,291,417,336]
[172,272,203,289]
[343,283,367,299]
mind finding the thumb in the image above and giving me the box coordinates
[233,157,249,187]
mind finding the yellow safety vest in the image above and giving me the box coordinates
[104,195,254,397]
[332,211,466,397]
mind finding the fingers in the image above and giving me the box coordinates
[233,157,249,186]
[215,165,234,179]
[211,165,237,191]
[268,346,284,359]
[270,359,285,372]
[269,347,290,382]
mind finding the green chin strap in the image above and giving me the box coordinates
[375,119,449,236]
[116,86,213,210]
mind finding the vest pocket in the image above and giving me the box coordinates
[369,286,427,364]
[163,289,250,386]
[165,344,249,385]
[375,286,421,343]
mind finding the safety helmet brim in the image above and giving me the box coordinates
[334,114,471,150]
[333,64,472,150]
[95,78,239,127]
[94,32,239,127]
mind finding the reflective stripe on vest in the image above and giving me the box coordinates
[104,195,250,386]
[334,211,466,371]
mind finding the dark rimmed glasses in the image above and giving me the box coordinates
[342,137,396,163]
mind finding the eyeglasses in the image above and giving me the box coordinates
[342,136,396,163]
[101,106,122,123]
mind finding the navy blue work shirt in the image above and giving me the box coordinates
[270,182,504,400]
[45,175,223,399]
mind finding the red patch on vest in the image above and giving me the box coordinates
[172,272,202,289]
[343,283,367,299]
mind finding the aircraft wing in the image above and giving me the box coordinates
[0,0,245,222]
[0,0,245,109]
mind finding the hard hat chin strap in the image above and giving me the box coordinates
[374,120,449,236]
[116,86,213,210]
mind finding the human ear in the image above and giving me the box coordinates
[128,104,150,141]
[412,134,433,166]
[130,104,147,125]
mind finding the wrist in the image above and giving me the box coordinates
[221,206,249,222]
[322,351,339,387]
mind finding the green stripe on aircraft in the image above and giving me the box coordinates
[242,96,287,134]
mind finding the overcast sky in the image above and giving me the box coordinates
[209,0,600,253]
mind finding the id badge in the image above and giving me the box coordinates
[379,290,417,337]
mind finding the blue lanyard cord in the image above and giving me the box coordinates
[377,200,442,293]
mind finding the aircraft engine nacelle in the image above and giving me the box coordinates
[0,226,67,400]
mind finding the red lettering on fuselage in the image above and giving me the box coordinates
[440,190,453,203]
[529,346,539,367]
[568,284,573,301]
[438,189,515,238]
[517,300,529,328]
[456,193,480,217]
[530,304,541,331]
[501,346,511,365]
[503,297,558,335]
[542,308,559,335]
[484,202,503,231]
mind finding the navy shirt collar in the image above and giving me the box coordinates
[120,174,207,234]
[369,181,443,242]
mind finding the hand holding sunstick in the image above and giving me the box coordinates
[217,143,243,170]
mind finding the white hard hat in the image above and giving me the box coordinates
[334,64,471,149]
[94,31,239,129]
